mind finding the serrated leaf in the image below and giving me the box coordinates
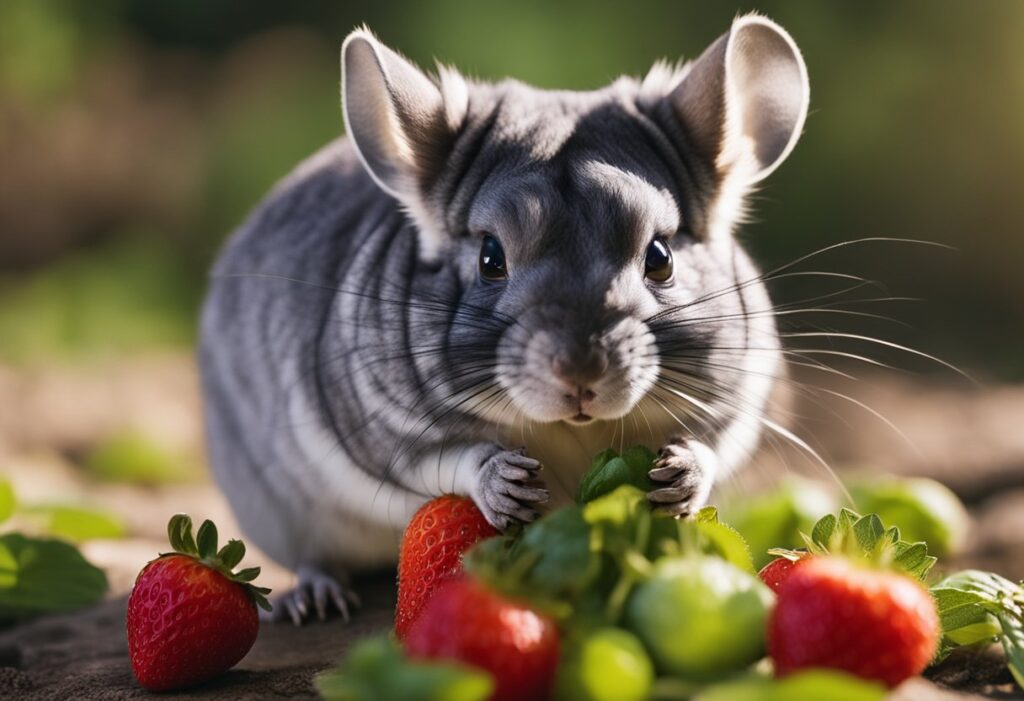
[810,514,836,548]
[217,539,246,569]
[0,533,108,619]
[693,519,755,574]
[836,509,860,539]
[0,480,14,525]
[931,570,1024,685]
[893,542,936,580]
[852,514,884,552]
[931,586,1000,645]
[695,505,719,524]
[803,509,934,580]
[196,519,218,559]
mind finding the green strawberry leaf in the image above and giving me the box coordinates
[851,513,885,553]
[316,636,493,701]
[687,507,754,574]
[809,513,836,549]
[218,539,246,569]
[577,446,655,504]
[802,509,935,581]
[465,505,596,614]
[196,519,218,559]
[0,533,108,620]
[167,513,196,555]
[160,514,272,612]
[930,570,1024,686]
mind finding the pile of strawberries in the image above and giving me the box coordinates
[123,448,1023,698]
[388,492,942,700]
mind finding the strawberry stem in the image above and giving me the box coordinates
[161,513,273,612]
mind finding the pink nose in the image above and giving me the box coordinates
[552,347,608,400]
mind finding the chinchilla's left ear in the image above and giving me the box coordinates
[664,14,809,184]
[341,27,467,256]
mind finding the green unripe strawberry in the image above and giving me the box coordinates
[625,555,773,680]
[554,627,653,701]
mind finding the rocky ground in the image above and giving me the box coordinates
[1,353,1023,699]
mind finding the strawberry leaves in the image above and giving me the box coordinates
[771,508,936,581]
[577,446,656,504]
[162,513,272,612]
[931,570,1024,687]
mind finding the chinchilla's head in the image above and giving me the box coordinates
[341,15,808,427]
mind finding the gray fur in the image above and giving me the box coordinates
[199,15,808,619]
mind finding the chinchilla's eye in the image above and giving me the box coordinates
[645,236,673,282]
[479,235,507,281]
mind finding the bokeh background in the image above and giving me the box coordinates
[2,0,1023,600]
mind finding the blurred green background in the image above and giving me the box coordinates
[1,0,1022,378]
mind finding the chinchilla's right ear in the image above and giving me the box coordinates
[342,28,467,257]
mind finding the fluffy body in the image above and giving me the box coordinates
[200,16,807,614]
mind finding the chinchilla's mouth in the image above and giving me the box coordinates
[565,412,595,426]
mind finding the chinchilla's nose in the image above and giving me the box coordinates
[551,344,609,395]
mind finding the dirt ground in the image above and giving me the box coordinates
[1,353,1023,699]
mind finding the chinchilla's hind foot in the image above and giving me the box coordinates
[261,564,362,626]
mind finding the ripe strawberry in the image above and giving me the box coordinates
[768,556,939,687]
[395,494,498,639]
[758,555,809,594]
[405,575,560,701]
[127,514,271,691]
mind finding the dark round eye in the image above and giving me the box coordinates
[479,235,507,281]
[645,236,673,282]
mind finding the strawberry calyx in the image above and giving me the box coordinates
[773,508,936,581]
[159,513,272,612]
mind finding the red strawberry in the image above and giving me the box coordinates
[405,576,560,701]
[395,494,498,639]
[758,555,809,594]
[127,514,272,691]
[768,556,939,687]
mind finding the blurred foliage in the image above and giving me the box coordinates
[0,479,111,623]
[0,0,1022,376]
[86,431,198,484]
[23,504,126,543]
[0,533,109,621]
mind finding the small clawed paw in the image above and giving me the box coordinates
[262,565,361,626]
[647,442,710,518]
[475,447,549,530]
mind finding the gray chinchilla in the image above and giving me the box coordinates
[199,13,809,622]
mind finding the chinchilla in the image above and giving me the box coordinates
[199,13,809,622]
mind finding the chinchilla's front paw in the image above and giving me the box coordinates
[472,446,549,530]
[647,439,717,518]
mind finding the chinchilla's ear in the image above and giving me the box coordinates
[342,28,467,253]
[666,14,809,184]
